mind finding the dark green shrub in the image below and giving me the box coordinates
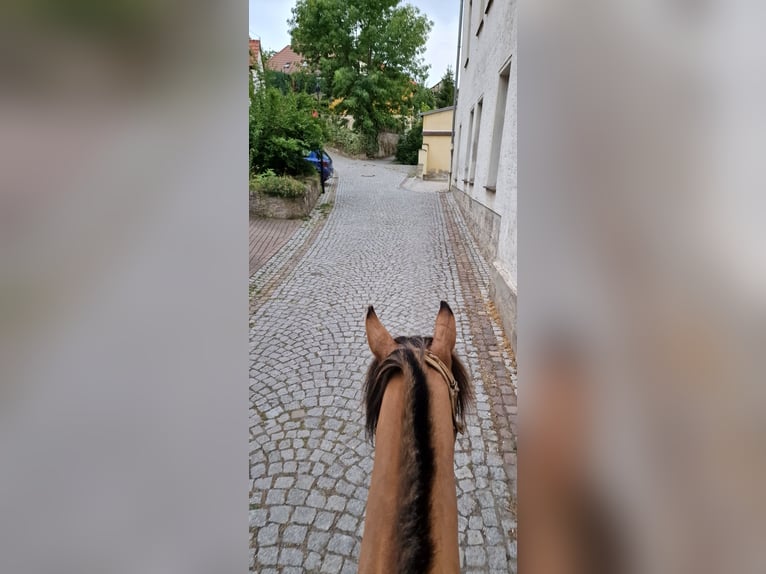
[395,121,423,165]
[250,87,326,176]
[250,173,311,199]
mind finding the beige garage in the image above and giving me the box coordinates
[418,106,454,180]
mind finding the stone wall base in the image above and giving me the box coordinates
[249,178,320,219]
[451,186,501,263]
[490,261,517,352]
[452,185,515,351]
[424,170,449,181]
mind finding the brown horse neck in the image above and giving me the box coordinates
[359,367,460,574]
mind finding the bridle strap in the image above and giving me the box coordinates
[423,350,465,435]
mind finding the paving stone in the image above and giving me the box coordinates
[283,524,308,545]
[292,506,317,525]
[256,546,278,566]
[249,509,267,529]
[274,476,295,489]
[336,513,358,532]
[256,524,278,546]
[465,546,488,567]
[326,494,346,512]
[305,551,322,571]
[307,530,331,552]
[320,554,344,573]
[278,547,304,567]
[268,505,291,524]
[264,489,285,505]
[286,488,309,506]
[314,510,336,531]
[328,533,356,555]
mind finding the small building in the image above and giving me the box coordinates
[265,45,306,75]
[418,106,454,180]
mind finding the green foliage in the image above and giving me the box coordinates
[250,173,310,199]
[249,86,326,176]
[435,66,456,109]
[262,68,321,96]
[412,83,436,115]
[327,120,365,156]
[290,0,433,157]
[395,121,423,165]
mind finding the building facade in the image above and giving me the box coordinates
[451,0,517,347]
[418,106,454,180]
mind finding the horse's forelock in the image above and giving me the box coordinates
[362,336,474,442]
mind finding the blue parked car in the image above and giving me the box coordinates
[305,150,334,182]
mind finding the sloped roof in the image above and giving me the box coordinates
[249,38,262,69]
[266,45,306,74]
[420,105,455,116]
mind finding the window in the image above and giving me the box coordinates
[463,0,472,67]
[464,108,474,183]
[469,98,483,183]
[454,123,463,183]
[486,61,511,191]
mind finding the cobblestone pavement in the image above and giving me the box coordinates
[250,155,517,573]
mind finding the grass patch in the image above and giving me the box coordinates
[318,201,334,217]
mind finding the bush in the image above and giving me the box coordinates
[395,121,423,165]
[327,120,365,157]
[250,172,311,199]
[250,87,327,176]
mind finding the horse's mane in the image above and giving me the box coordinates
[362,336,473,573]
[362,336,473,442]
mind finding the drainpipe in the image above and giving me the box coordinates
[448,0,465,189]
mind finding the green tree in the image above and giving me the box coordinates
[435,66,455,109]
[395,120,422,165]
[412,82,436,115]
[290,0,433,156]
[249,87,326,176]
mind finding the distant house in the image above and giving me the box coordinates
[266,45,306,75]
[451,0,516,347]
[418,106,454,180]
[249,38,263,88]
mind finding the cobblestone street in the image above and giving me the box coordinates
[250,154,517,573]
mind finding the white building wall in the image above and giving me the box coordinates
[495,6,517,283]
[451,0,517,344]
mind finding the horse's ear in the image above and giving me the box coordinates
[365,306,397,361]
[431,301,456,366]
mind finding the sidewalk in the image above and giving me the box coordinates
[399,175,450,193]
[249,218,303,277]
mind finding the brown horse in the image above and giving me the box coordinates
[359,301,474,574]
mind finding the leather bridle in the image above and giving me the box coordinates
[423,350,465,435]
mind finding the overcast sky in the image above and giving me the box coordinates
[249,0,460,87]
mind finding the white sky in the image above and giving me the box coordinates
[249,0,460,87]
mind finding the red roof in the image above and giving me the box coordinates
[266,45,305,74]
[249,39,262,68]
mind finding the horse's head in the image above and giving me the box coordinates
[362,301,474,441]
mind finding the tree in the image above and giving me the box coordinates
[290,0,433,156]
[435,66,455,109]
[250,87,327,176]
